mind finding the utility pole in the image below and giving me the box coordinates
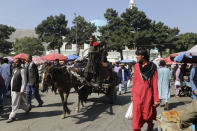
[74,13,78,45]
[74,13,80,55]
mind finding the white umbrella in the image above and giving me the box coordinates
[186,45,197,56]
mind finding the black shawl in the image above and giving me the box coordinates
[139,62,157,81]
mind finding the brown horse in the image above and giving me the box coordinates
[42,65,74,118]
[41,65,91,118]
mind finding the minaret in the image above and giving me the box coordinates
[129,0,136,9]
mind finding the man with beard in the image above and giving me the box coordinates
[7,58,31,123]
[131,49,159,131]
[26,55,43,108]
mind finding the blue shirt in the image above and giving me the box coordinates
[190,67,197,100]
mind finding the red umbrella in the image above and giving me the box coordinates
[170,52,183,59]
[42,53,67,61]
[164,57,176,65]
[13,53,29,61]
[32,56,46,64]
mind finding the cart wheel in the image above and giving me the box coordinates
[109,87,117,104]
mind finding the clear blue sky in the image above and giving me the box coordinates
[0,0,196,33]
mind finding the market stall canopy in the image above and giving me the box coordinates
[13,53,29,61]
[32,56,46,64]
[186,45,197,57]
[42,53,67,61]
[154,57,176,65]
[174,52,197,63]
[67,54,79,61]
[164,57,176,65]
[170,52,183,59]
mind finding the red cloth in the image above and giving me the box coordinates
[131,63,159,130]
[90,42,100,47]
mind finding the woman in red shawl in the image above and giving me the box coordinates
[131,49,159,131]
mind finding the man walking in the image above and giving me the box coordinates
[0,74,5,113]
[54,59,61,67]
[190,63,197,100]
[26,55,43,108]
[157,60,171,110]
[118,63,130,94]
[0,58,11,96]
[131,49,159,131]
[7,58,31,123]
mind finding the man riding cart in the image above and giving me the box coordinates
[84,36,112,86]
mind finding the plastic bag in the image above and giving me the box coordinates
[175,81,181,86]
[127,79,132,88]
[125,102,133,120]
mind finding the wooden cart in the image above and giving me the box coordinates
[70,70,119,104]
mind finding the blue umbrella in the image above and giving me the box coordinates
[174,52,197,63]
[120,59,133,63]
[67,54,79,61]
[174,52,187,62]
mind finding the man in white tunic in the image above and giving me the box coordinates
[157,60,171,110]
[7,58,31,123]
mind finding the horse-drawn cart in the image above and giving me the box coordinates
[70,67,119,104]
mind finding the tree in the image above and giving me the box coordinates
[35,14,69,53]
[149,21,179,56]
[100,7,181,58]
[121,7,152,49]
[66,15,97,55]
[0,24,15,54]
[14,37,44,56]
[99,8,126,59]
[174,33,197,52]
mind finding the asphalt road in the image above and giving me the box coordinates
[0,87,192,131]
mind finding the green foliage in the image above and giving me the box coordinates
[149,21,179,53]
[35,14,69,53]
[99,7,180,57]
[66,15,97,45]
[99,8,152,59]
[0,24,15,54]
[99,8,125,51]
[174,33,197,51]
[14,37,44,56]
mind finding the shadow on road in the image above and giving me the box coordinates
[116,94,130,106]
[71,94,130,124]
[43,102,74,107]
[17,110,63,121]
[0,109,63,122]
[168,101,191,110]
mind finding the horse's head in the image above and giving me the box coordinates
[41,67,53,92]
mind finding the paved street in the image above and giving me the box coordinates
[0,87,192,131]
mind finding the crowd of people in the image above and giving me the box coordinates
[0,37,196,130]
[0,56,44,123]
